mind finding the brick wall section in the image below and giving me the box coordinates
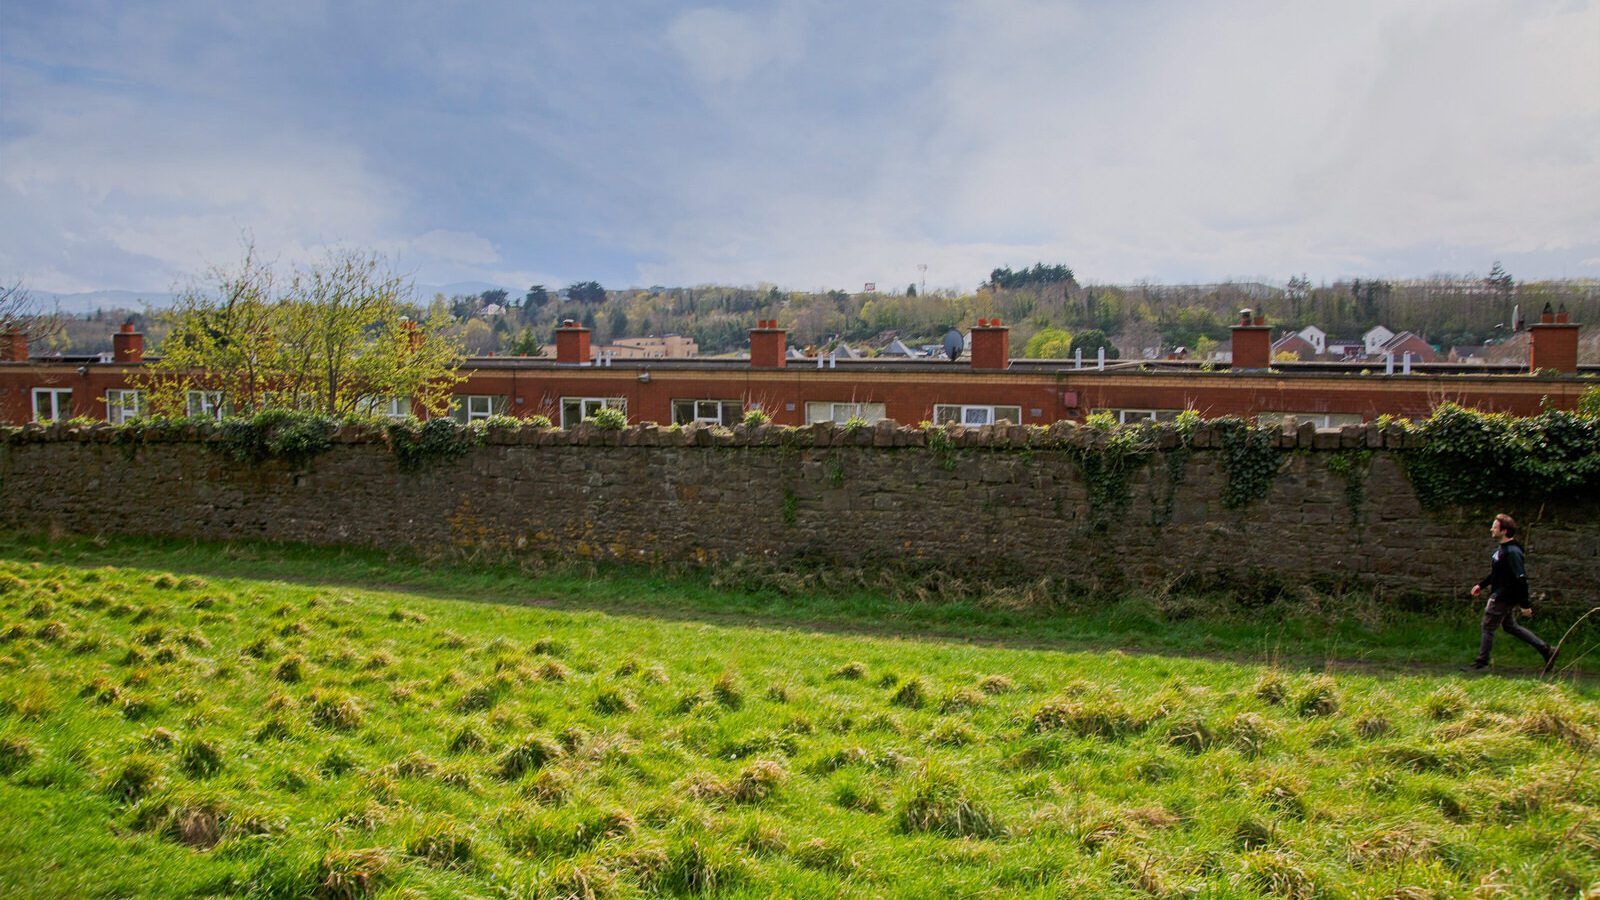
[1,422,1595,603]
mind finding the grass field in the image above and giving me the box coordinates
[0,533,1596,898]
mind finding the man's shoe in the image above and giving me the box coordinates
[1460,661,1489,673]
[1540,646,1560,676]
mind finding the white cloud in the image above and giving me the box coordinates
[666,5,808,85]
[4,1,1597,293]
[403,230,501,266]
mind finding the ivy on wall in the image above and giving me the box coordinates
[386,418,481,472]
[1399,402,1600,508]
[218,409,335,466]
[1070,412,1153,530]
[1326,448,1373,525]
[1213,417,1280,510]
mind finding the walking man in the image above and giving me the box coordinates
[1463,513,1558,674]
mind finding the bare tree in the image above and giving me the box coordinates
[0,282,64,341]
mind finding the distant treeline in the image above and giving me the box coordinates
[36,269,1600,361]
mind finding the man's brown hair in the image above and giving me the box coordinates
[1495,513,1517,537]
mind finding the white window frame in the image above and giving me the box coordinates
[933,404,1023,426]
[671,399,742,426]
[1257,412,1364,428]
[560,396,626,429]
[804,401,887,425]
[105,389,145,424]
[451,395,508,423]
[32,388,72,423]
[1090,408,1186,425]
[357,395,413,420]
[186,390,234,420]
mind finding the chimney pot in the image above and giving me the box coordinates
[1528,311,1581,374]
[0,329,26,363]
[750,320,787,368]
[555,320,592,364]
[1230,313,1271,369]
[112,324,145,363]
[970,319,1010,369]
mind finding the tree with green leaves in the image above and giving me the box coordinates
[524,285,549,308]
[983,263,1075,290]
[1069,329,1119,360]
[1023,327,1074,359]
[1485,262,1514,296]
[139,247,465,418]
[567,281,606,304]
[509,328,544,357]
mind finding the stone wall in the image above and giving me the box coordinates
[2,421,1596,604]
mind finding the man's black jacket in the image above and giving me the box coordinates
[1478,539,1530,607]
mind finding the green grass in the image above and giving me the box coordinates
[0,532,1596,897]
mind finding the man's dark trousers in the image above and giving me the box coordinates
[1476,598,1551,666]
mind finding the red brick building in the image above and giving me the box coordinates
[0,315,1591,428]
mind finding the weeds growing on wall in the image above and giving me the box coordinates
[1399,402,1600,509]
[1214,418,1280,510]
[924,424,958,471]
[1149,410,1201,527]
[1070,412,1153,530]
[217,409,337,466]
[386,418,480,472]
[1325,449,1373,526]
[586,407,628,431]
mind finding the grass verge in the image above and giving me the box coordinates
[0,532,1595,896]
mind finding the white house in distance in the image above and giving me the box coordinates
[1297,325,1326,354]
[1362,325,1395,355]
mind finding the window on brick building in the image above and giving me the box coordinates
[804,402,886,424]
[933,404,1023,426]
[105,389,145,424]
[32,388,72,422]
[357,396,413,420]
[1092,408,1184,424]
[451,395,508,423]
[1257,412,1364,428]
[560,396,626,428]
[186,391,233,420]
[672,399,742,426]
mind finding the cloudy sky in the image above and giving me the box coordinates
[3,0,1597,295]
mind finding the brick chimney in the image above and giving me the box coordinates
[750,319,787,368]
[1231,309,1271,370]
[1529,305,1580,373]
[0,330,25,363]
[969,318,1010,369]
[113,322,144,363]
[555,319,592,365]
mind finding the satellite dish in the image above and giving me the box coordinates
[942,328,963,361]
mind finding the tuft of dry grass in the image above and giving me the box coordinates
[496,733,563,781]
[318,846,391,900]
[1295,676,1340,718]
[1030,694,1154,740]
[1254,671,1288,705]
[830,661,867,681]
[897,762,1003,839]
[978,674,1016,695]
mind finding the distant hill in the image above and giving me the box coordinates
[29,282,514,315]
[28,289,177,315]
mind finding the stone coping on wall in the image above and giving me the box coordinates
[0,418,1427,452]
